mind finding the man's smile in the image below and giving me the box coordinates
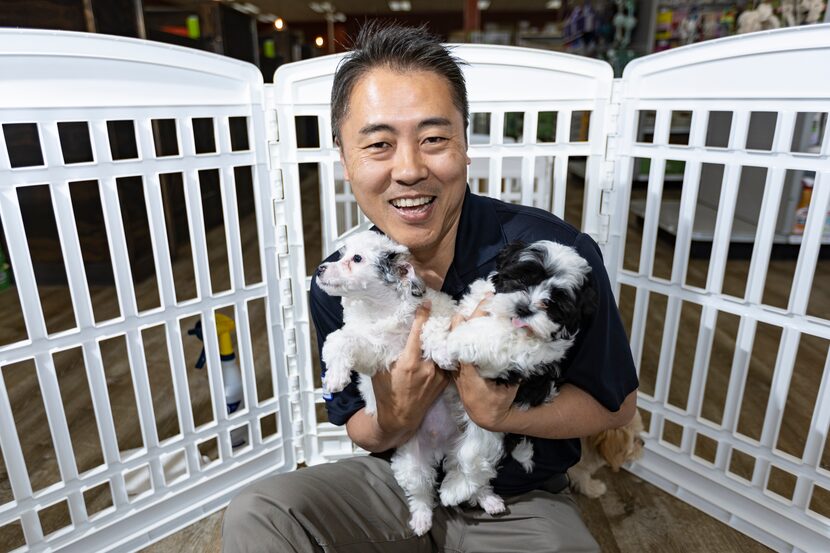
[390,195,436,208]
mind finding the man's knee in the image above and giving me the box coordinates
[223,481,319,553]
[223,487,265,536]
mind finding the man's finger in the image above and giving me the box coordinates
[469,293,493,319]
[403,300,432,354]
[450,312,466,331]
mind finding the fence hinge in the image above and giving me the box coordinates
[264,85,280,141]
[595,79,624,245]
[289,366,306,465]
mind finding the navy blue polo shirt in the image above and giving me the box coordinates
[309,187,638,495]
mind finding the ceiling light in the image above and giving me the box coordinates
[388,1,411,11]
[545,0,562,8]
[274,17,285,30]
[315,36,325,47]
[478,0,490,9]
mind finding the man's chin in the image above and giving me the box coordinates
[383,227,436,255]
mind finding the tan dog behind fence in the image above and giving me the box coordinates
[567,409,645,498]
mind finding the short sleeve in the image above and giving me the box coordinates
[558,233,639,411]
[309,263,366,426]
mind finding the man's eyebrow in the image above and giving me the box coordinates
[358,118,453,136]
[418,117,452,130]
[359,123,395,135]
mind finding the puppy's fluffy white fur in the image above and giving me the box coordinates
[567,409,645,498]
[317,231,505,535]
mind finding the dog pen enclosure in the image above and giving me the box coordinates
[0,25,829,552]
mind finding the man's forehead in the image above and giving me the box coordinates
[343,67,461,121]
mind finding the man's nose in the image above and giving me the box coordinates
[391,142,428,185]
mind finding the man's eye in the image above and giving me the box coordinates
[352,255,363,263]
[366,142,389,150]
[424,136,446,145]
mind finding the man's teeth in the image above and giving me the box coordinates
[391,197,433,208]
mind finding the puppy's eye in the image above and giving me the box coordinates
[352,255,363,263]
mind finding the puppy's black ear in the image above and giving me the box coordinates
[492,241,531,292]
[496,241,527,272]
[378,251,403,285]
[399,261,426,298]
[379,251,425,297]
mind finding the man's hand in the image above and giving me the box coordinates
[366,301,450,447]
[451,295,519,432]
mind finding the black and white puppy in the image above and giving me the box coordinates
[440,240,597,505]
[317,231,504,536]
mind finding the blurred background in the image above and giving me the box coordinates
[2,0,827,80]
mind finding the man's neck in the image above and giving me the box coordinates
[409,225,459,291]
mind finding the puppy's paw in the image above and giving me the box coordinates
[439,474,475,507]
[322,368,352,394]
[409,509,433,536]
[582,478,607,498]
[477,492,505,515]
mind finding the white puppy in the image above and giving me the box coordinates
[317,231,504,535]
[442,240,596,507]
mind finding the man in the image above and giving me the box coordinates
[223,22,638,553]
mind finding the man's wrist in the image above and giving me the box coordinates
[489,406,528,434]
[376,409,417,444]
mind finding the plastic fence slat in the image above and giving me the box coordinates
[0,368,41,545]
[705,163,741,295]
[98,175,138,318]
[793,349,830,508]
[50,180,96,330]
[80,340,129,508]
[319,160,339,256]
[234,299,260,445]
[789,172,830,315]
[162,318,200,476]
[220,165,245,291]
[0,122,11,171]
[746,168,787,304]
[143,172,177,308]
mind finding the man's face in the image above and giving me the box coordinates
[338,67,470,257]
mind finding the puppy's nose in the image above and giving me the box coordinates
[515,303,533,319]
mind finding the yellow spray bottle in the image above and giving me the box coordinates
[188,313,247,447]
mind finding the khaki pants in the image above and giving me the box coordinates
[222,455,599,553]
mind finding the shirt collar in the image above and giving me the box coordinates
[441,186,507,298]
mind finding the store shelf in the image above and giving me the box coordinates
[629,199,830,257]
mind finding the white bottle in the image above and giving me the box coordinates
[222,355,247,448]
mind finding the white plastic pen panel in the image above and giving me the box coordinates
[0,29,294,553]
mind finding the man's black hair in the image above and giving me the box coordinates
[330,21,469,144]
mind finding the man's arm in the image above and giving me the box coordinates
[451,230,640,440]
[453,362,637,438]
[345,303,450,452]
